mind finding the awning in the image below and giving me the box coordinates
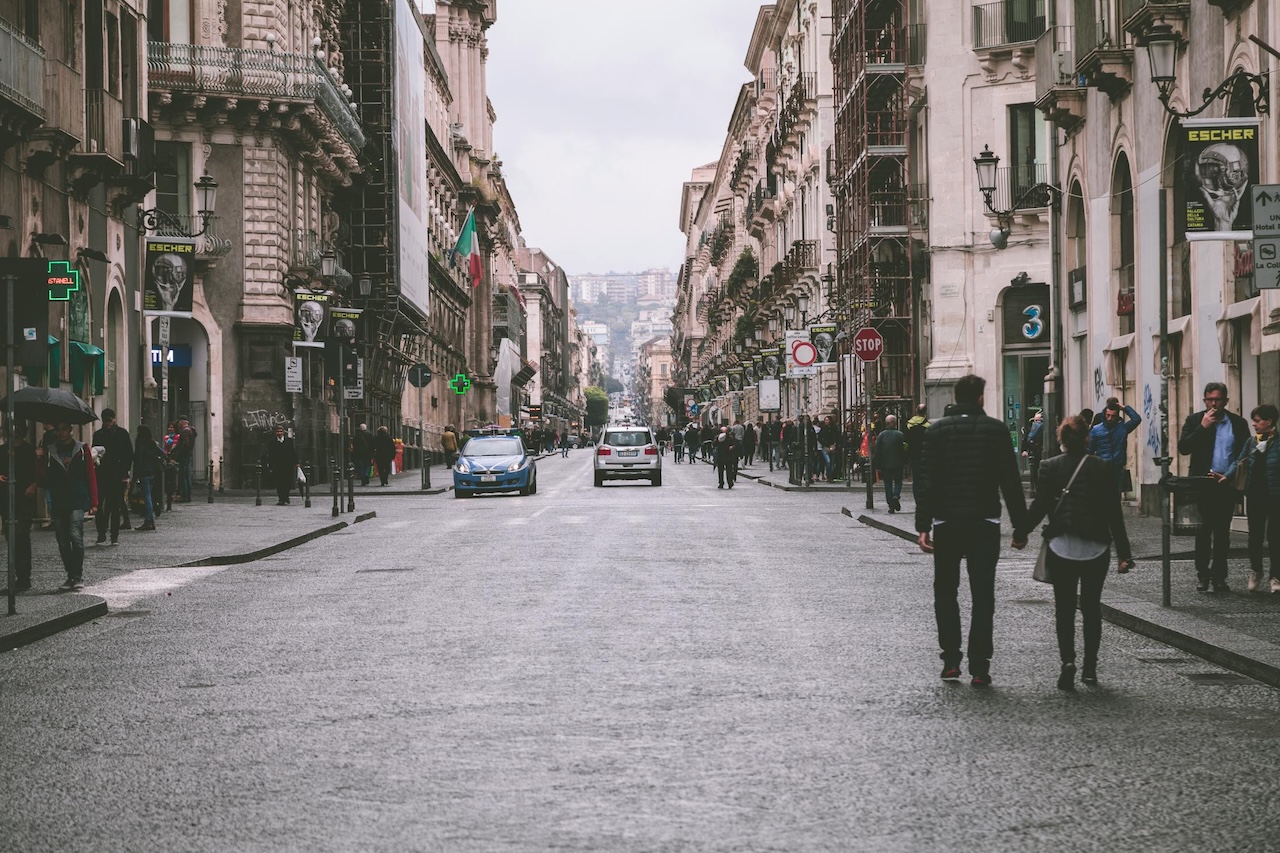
[1102,333,1135,386]
[1151,314,1193,373]
[69,341,105,395]
[513,359,538,388]
[1216,297,1261,366]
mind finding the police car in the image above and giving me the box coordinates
[453,428,538,498]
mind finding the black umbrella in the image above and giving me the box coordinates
[0,386,98,426]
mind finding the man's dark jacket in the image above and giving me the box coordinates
[873,428,907,471]
[913,402,1026,533]
[264,437,299,479]
[1177,409,1249,476]
[92,423,134,476]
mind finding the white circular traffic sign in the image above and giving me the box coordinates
[791,340,818,367]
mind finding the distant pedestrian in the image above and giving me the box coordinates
[355,423,375,486]
[742,421,757,466]
[1227,404,1280,594]
[672,425,685,463]
[1014,415,1133,689]
[0,421,37,593]
[92,408,133,545]
[905,404,930,479]
[263,425,299,505]
[37,422,99,591]
[685,423,700,463]
[131,424,165,531]
[1023,411,1044,496]
[874,414,907,512]
[173,415,197,502]
[818,415,839,481]
[914,375,1026,686]
[1178,381,1249,592]
[713,426,740,489]
[560,431,571,458]
[374,426,396,486]
[1087,397,1140,493]
[442,424,459,467]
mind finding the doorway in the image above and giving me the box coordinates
[1003,353,1049,455]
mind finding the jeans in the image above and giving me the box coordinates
[674,444,684,463]
[881,466,903,507]
[1194,481,1236,583]
[178,457,193,500]
[932,521,1001,671]
[1048,549,1109,664]
[1246,490,1280,580]
[51,509,85,581]
[140,475,155,523]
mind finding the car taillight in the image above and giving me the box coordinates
[644,446,658,455]
[597,447,611,456]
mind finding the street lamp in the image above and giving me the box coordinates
[1143,22,1269,118]
[973,144,1062,249]
[797,292,810,326]
[138,172,219,238]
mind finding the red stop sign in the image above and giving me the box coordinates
[852,327,884,362]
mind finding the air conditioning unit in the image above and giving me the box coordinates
[122,118,139,160]
[1052,50,1074,85]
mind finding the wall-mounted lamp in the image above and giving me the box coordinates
[138,173,219,238]
[358,275,373,297]
[76,247,109,263]
[31,232,68,246]
[973,144,1060,250]
[1143,22,1269,118]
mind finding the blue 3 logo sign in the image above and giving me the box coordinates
[1021,304,1044,341]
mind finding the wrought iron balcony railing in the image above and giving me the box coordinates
[786,239,819,273]
[290,228,325,273]
[972,0,1047,50]
[0,15,44,120]
[149,212,233,258]
[147,42,366,150]
[84,88,123,160]
[992,162,1051,211]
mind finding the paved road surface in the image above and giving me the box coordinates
[2,452,1279,851]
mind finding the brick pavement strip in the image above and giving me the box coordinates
[0,496,376,652]
[850,494,1280,688]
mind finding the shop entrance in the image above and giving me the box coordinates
[1001,283,1052,455]
[1002,353,1049,454]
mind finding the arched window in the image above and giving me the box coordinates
[1111,153,1135,337]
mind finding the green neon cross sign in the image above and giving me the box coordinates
[449,373,471,395]
[46,260,81,301]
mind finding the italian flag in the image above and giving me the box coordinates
[451,207,483,288]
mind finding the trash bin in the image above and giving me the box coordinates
[1164,475,1216,536]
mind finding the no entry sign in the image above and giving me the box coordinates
[852,327,884,362]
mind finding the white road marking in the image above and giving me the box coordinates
[81,566,226,610]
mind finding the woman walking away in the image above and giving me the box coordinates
[1227,404,1280,593]
[1013,416,1134,690]
[132,425,165,531]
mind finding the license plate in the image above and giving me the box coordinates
[620,450,638,457]
[481,474,496,482]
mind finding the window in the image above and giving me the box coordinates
[1008,104,1045,197]
[106,13,120,96]
[153,141,191,216]
[147,0,192,43]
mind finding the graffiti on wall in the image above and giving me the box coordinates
[1093,367,1105,409]
[241,409,290,431]
[1143,384,1160,454]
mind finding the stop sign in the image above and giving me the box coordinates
[852,327,884,362]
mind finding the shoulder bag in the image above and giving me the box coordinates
[1033,455,1090,584]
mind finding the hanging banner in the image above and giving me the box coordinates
[759,347,781,379]
[329,306,362,344]
[727,367,744,392]
[809,323,838,365]
[758,377,781,412]
[744,361,757,387]
[1181,117,1259,241]
[143,237,196,317]
[714,375,729,397]
[293,292,331,348]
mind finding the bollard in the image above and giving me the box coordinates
[166,464,174,512]
[330,456,339,518]
[346,462,356,513]
[218,455,225,494]
[207,459,214,504]
[422,457,431,490]
[303,462,312,508]
[255,461,263,507]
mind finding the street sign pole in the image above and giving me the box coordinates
[419,387,428,491]
[5,274,17,615]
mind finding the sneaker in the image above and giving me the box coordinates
[940,665,962,682]
[1212,580,1231,594]
[1196,579,1210,592]
[971,672,993,687]
[1272,577,1280,594]
[95,535,107,545]
[1249,571,1262,593]
[1081,660,1098,685]
[58,579,78,591]
[1057,662,1077,691]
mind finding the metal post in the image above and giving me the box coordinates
[207,459,214,503]
[1159,188,1172,607]
[346,461,355,513]
[420,387,429,490]
[337,347,347,512]
[218,455,224,493]
[254,461,262,507]
[5,274,18,614]
[303,462,312,508]
[330,455,339,518]
[865,368,875,510]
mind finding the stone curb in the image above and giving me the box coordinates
[178,511,377,567]
[0,595,109,654]
[848,509,1280,689]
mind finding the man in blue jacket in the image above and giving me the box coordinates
[1087,397,1141,493]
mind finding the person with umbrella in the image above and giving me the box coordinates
[36,422,98,591]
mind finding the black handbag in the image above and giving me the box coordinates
[1033,456,1089,584]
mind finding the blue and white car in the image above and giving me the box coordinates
[453,430,537,498]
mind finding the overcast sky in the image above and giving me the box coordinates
[482,2,759,276]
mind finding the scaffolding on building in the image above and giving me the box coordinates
[832,0,918,425]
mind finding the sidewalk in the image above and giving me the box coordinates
[849,488,1280,687]
[223,466,447,499]
[1,495,377,652]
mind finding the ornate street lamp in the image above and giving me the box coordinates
[973,144,1061,250]
[139,173,219,238]
[1143,22,1268,118]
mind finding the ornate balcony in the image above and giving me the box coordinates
[149,213,234,260]
[0,15,45,135]
[1034,27,1086,131]
[147,42,364,179]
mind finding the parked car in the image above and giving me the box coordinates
[593,425,661,486]
[453,429,537,498]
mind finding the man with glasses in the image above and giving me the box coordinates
[1178,382,1250,592]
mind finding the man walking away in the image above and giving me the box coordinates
[131,425,165,530]
[355,423,375,486]
[685,423,700,463]
[373,426,396,486]
[37,423,98,591]
[914,375,1026,686]
[1087,397,1141,494]
[264,425,299,505]
[672,425,685,463]
[742,421,757,466]
[442,424,459,467]
[713,426,740,489]
[874,415,907,512]
[1178,382,1249,592]
[905,404,930,479]
[173,415,197,501]
[92,408,133,544]
[0,422,37,592]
